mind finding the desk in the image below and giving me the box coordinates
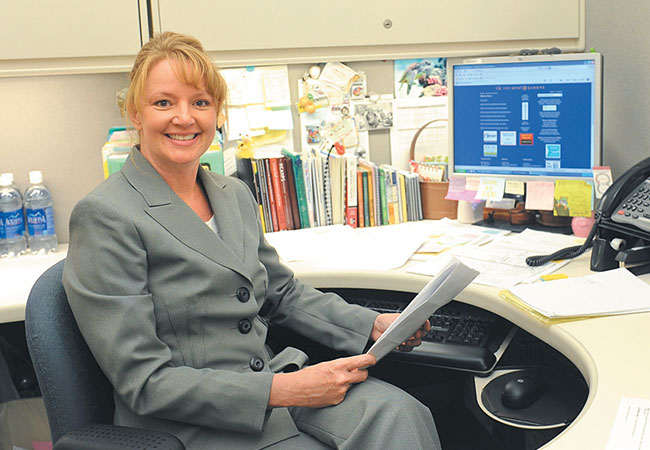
[285,251,650,449]
[0,244,67,324]
[1,234,649,449]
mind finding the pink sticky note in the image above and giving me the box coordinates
[525,181,555,210]
[446,176,478,201]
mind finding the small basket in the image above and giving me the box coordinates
[410,119,457,219]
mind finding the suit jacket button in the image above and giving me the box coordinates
[238,319,252,334]
[236,287,250,302]
[250,357,264,371]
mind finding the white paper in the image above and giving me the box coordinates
[367,258,479,361]
[262,66,292,108]
[606,397,650,450]
[265,221,439,271]
[508,268,650,318]
[409,229,578,288]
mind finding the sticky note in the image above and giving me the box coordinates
[554,180,593,217]
[525,181,555,211]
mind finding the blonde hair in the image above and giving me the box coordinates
[125,31,227,123]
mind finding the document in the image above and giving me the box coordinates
[366,257,478,361]
[606,397,650,450]
[502,268,650,322]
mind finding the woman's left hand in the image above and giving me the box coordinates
[370,313,431,352]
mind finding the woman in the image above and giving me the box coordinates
[63,32,441,449]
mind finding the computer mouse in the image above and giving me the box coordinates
[501,372,546,409]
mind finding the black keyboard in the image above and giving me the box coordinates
[332,290,517,374]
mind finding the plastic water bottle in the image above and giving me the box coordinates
[0,173,28,257]
[24,170,58,254]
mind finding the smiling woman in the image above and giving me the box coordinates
[62,31,440,450]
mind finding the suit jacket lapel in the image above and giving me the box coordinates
[121,148,250,281]
[198,167,245,262]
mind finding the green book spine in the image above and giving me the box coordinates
[378,168,389,225]
[282,149,310,228]
[362,170,370,227]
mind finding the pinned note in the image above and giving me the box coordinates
[525,181,555,211]
[505,180,525,196]
[445,176,478,202]
[475,177,506,201]
[593,166,613,199]
[553,180,593,217]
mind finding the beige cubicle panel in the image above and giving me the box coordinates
[151,0,585,66]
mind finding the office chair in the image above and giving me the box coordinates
[25,260,185,450]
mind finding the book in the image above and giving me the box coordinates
[250,159,266,233]
[361,169,370,227]
[264,158,280,232]
[277,157,295,230]
[301,153,316,228]
[282,157,300,229]
[321,153,333,226]
[345,155,358,228]
[282,149,310,229]
[256,158,273,232]
[372,164,381,226]
[367,257,479,361]
[378,167,389,225]
[357,170,365,228]
[399,172,408,223]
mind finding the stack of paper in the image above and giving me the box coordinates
[500,268,650,323]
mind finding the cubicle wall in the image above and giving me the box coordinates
[4,0,649,244]
[151,0,585,66]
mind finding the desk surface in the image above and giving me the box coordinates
[2,233,648,449]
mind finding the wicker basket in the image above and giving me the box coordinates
[409,119,457,219]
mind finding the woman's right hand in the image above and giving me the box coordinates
[268,353,377,408]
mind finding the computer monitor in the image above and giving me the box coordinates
[448,53,603,181]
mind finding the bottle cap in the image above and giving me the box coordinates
[0,174,11,187]
[29,170,43,185]
[0,172,14,184]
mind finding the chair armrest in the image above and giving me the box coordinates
[53,423,185,450]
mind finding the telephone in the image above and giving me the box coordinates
[526,156,650,272]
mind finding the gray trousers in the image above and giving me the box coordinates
[265,377,442,450]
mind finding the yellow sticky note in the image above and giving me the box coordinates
[505,180,525,196]
[554,180,593,217]
[540,273,568,281]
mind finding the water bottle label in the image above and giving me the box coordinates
[1,209,26,239]
[26,206,55,236]
[0,215,4,239]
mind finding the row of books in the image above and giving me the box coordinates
[239,149,423,233]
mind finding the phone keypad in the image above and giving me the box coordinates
[612,181,650,231]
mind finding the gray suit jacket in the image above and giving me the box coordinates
[63,148,379,449]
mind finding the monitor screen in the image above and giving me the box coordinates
[448,53,602,180]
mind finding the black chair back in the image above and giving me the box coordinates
[25,260,115,443]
